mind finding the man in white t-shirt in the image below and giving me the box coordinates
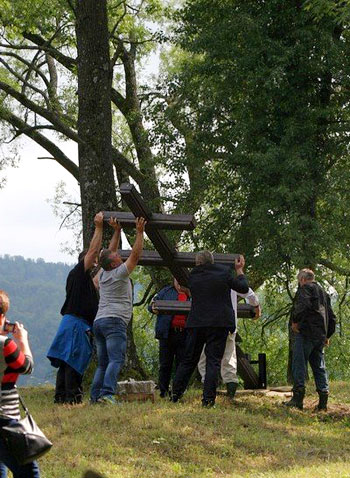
[90,217,146,404]
[198,287,260,398]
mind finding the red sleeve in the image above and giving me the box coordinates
[4,338,31,372]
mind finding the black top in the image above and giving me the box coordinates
[292,282,336,340]
[60,261,99,326]
[186,263,249,330]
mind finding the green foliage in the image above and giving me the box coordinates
[155,0,350,288]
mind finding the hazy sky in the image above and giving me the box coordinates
[1,138,79,264]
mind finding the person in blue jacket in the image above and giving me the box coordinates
[149,279,190,398]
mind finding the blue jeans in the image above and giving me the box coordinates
[90,317,127,401]
[292,333,329,392]
[0,418,40,478]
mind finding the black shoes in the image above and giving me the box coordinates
[316,391,328,411]
[226,382,238,398]
[202,399,216,408]
[283,387,305,410]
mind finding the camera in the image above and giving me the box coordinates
[4,322,16,333]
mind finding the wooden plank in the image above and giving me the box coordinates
[153,300,256,318]
[103,211,196,231]
[236,344,260,389]
[120,183,190,286]
[119,249,239,267]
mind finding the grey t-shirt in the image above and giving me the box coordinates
[95,263,133,325]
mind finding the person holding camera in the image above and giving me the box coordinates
[0,290,40,478]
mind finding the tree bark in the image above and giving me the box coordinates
[76,0,117,246]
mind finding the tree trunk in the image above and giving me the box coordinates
[75,1,146,378]
[76,0,117,246]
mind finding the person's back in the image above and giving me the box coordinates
[95,264,132,324]
[60,260,98,326]
[294,281,335,340]
[172,252,249,407]
[285,269,336,412]
[187,263,248,329]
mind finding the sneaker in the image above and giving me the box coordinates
[99,395,118,405]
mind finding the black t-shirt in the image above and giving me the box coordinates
[60,260,98,325]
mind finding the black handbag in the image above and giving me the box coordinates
[1,395,52,465]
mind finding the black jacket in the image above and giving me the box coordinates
[186,263,249,330]
[292,282,336,340]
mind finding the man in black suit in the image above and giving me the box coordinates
[171,251,249,407]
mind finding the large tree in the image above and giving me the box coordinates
[152,0,350,288]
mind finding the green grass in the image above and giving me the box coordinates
[22,382,350,478]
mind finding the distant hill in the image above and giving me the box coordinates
[0,255,73,385]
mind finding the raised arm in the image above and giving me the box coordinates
[108,218,122,252]
[230,255,249,294]
[84,212,104,271]
[125,217,146,274]
[237,288,261,318]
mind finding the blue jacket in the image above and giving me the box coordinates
[47,314,93,375]
[148,286,190,340]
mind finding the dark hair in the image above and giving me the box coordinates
[99,249,114,271]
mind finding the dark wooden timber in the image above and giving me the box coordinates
[120,183,189,285]
[236,344,260,389]
[153,300,256,318]
[116,182,262,389]
[103,211,196,230]
[119,249,239,267]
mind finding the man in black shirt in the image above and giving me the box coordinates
[284,268,336,411]
[171,251,249,407]
[47,212,104,404]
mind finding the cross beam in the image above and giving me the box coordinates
[153,300,256,319]
[103,211,196,231]
[120,183,189,285]
[118,250,239,267]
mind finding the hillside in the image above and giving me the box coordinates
[24,382,350,478]
[0,255,72,384]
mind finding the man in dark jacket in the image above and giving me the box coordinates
[171,251,249,407]
[149,279,190,398]
[285,268,336,411]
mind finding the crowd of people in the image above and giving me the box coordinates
[0,212,336,476]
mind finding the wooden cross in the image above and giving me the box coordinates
[103,183,264,389]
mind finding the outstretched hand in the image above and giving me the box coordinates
[234,255,245,273]
[108,217,121,231]
[94,212,104,228]
[135,217,147,233]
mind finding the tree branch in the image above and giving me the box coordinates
[0,80,80,143]
[0,107,79,180]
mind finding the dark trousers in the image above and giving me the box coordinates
[158,329,187,394]
[172,327,229,402]
[292,333,329,393]
[55,361,83,404]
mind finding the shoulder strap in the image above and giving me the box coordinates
[0,336,7,381]
[0,335,7,408]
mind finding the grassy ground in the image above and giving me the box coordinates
[22,382,350,478]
